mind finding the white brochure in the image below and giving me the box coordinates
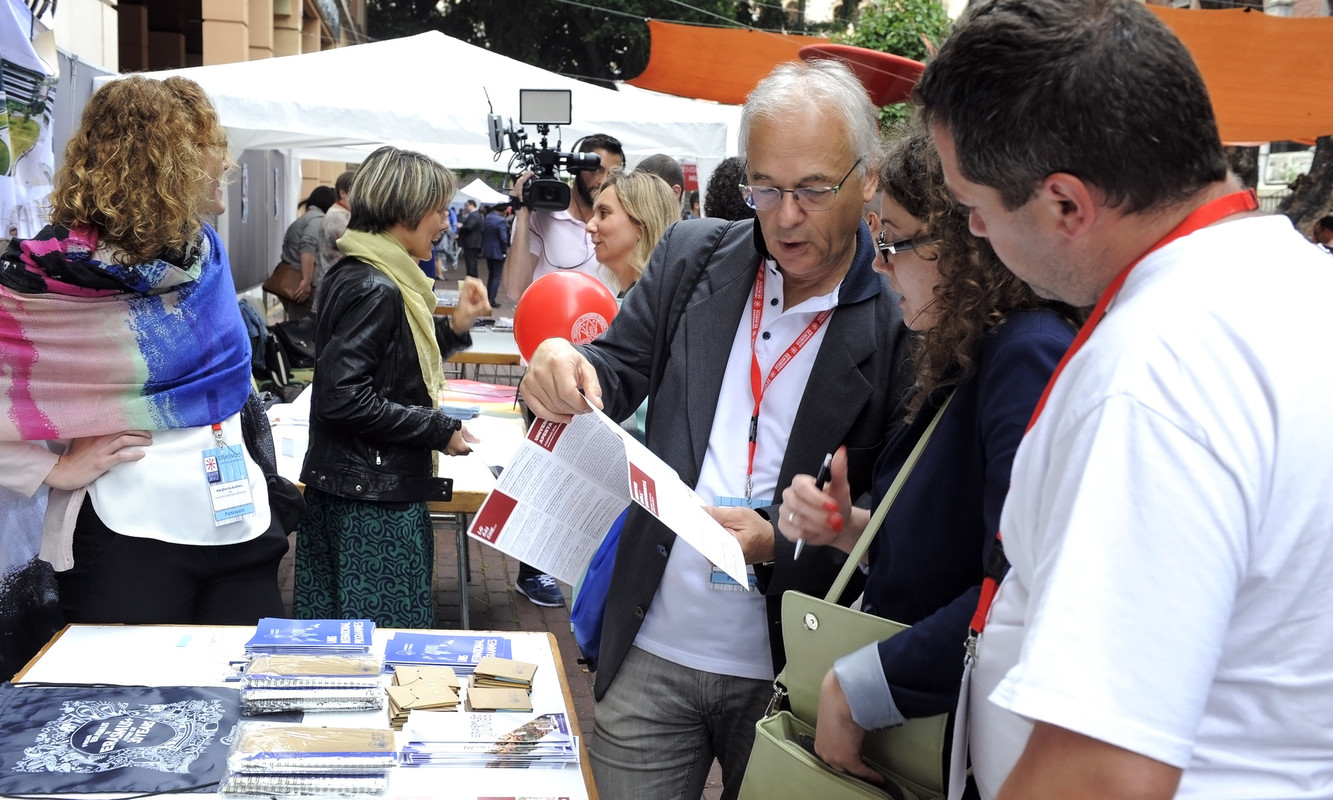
[468,404,750,588]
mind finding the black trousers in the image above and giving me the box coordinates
[56,497,289,626]
[485,257,504,304]
[462,247,481,278]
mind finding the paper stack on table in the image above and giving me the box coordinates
[383,632,511,676]
[465,686,533,713]
[238,653,386,715]
[398,712,579,769]
[471,656,537,688]
[440,379,523,417]
[219,725,397,796]
[387,666,461,729]
[465,656,539,711]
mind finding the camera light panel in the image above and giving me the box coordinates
[519,89,573,126]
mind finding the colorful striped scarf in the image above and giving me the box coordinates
[0,224,251,440]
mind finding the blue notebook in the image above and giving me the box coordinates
[383,633,511,673]
[244,618,375,655]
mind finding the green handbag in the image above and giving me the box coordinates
[740,394,955,800]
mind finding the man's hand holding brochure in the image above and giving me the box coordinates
[468,402,749,588]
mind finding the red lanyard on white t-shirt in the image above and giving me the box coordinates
[744,261,834,501]
[968,188,1260,636]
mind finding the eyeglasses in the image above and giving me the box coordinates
[740,158,862,212]
[876,229,937,260]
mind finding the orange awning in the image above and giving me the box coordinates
[1148,6,1333,144]
[628,11,1333,145]
[627,20,829,106]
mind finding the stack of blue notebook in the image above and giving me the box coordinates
[382,632,511,676]
[244,618,375,657]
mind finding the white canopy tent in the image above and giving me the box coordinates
[93,32,742,285]
[102,31,740,178]
[95,31,751,289]
[455,177,510,206]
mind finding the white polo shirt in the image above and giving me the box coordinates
[635,260,839,680]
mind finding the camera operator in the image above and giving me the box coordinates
[500,133,625,307]
[497,133,623,610]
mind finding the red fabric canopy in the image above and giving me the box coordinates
[627,20,829,106]
[629,11,1333,144]
[1147,6,1333,144]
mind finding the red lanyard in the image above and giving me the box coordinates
[744,261,834,500]
[969,189,1259,636]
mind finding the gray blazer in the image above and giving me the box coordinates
[580,216,912,699]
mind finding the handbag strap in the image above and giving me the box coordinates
[823,391,955,603]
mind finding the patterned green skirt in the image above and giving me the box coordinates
[293,488,435,629]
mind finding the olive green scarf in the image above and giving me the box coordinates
[336,229,444,408]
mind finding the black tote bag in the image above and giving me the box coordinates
[0,683,241,794]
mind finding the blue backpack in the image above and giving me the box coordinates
[569,507,628,670]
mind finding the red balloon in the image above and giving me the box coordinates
[513,272,619,362]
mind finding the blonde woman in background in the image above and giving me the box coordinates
[586,168,679,295]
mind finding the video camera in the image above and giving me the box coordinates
[488,89,601,212]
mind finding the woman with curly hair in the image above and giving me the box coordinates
[702,156,755,222]
[0,76,292,625]
[778,119,1082,788]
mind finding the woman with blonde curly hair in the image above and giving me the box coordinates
[0,75,291,626]
[585,167,678,294]
[778,118,1082,789]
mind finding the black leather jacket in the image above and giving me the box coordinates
[301,258,470,503]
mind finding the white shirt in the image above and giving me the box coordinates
[88,411,270,546]
[635,261,838,680]
[970,215,1333,798]
[527,207,617,296]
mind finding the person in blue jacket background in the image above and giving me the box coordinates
[480,203,510,308]
[779,119,1083,788]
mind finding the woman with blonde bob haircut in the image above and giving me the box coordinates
[0,75,293,627]
[586,168,678,293]
[296,145,491,629]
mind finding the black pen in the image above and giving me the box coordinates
[794,452,834,561]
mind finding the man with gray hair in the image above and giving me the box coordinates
[521,59,910,799]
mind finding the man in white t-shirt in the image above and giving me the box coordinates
[521,61,911,799]
[916,1,1333,797]
[500,132,625,305]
